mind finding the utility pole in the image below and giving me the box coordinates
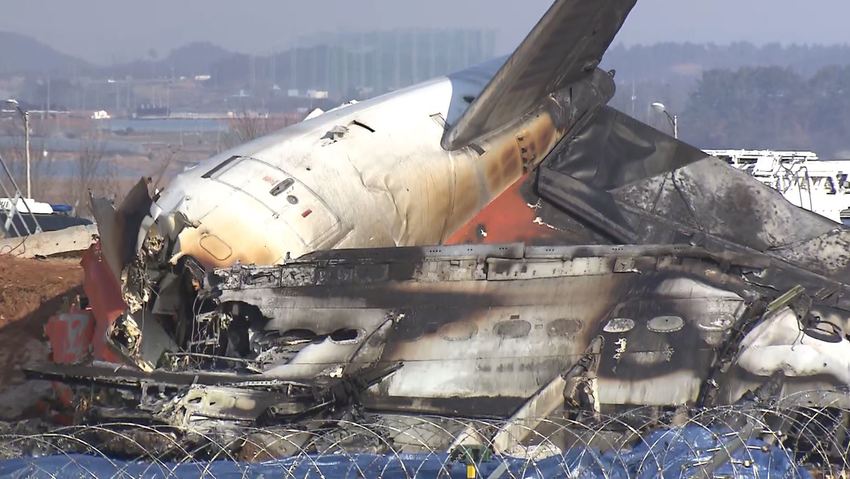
[45,76,51,120]
[24,110,30,197]
[5,99,31,197]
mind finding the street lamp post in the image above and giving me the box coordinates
[651,102,678,139]
[4,99,31,198]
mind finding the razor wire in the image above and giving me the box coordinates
[0,390,848,478]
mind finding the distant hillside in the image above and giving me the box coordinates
[0,33,235,78]
[104,42,237,78]
[0,31,90,75]
[161,42,235,75]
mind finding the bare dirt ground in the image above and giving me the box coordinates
[0,254,82,419]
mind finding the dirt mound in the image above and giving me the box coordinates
[0,254,82,328]
[0,254,82,418]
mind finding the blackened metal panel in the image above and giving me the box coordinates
[544,106,709,190]
[534,106,850,285]
[538,167,636,243]
[91,178,152,280]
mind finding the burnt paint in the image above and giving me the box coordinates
[437,321,479,341]
[494,319,533,339]
[547,318,584,337]
[211,243,849,413]
[593,280,729,401]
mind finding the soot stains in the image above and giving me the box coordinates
[494,319,532,339]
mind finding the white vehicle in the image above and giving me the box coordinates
[0,197,54,215]
[0,197,91,237]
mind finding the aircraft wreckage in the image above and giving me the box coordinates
[24,0,850,466]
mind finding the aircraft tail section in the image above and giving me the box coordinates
[442,0,637,150]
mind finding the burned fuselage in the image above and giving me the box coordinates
[34,241,849,429]
[30,1,850,453]
[208,243,749,414]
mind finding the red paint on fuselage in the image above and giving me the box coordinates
[445,174,557,245]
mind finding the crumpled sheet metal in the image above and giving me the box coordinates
[43,311,93,365]
[89,178,153,280]
[458,102,850,288]
[79,242,125,363]
[212,242,842,410]
[42,242,126,367]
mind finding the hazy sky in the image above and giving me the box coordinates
[2,0,850,64]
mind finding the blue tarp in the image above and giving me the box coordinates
[0,425,812,478]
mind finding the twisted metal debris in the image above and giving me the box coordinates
[0,390,847,478]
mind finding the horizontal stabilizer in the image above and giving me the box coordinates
[538,106,710,241]
[545,106,710,190]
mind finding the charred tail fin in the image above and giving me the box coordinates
[442,0,637,150]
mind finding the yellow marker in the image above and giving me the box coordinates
[466,464,476,478]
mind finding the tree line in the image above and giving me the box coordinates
[680,65,850,157]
